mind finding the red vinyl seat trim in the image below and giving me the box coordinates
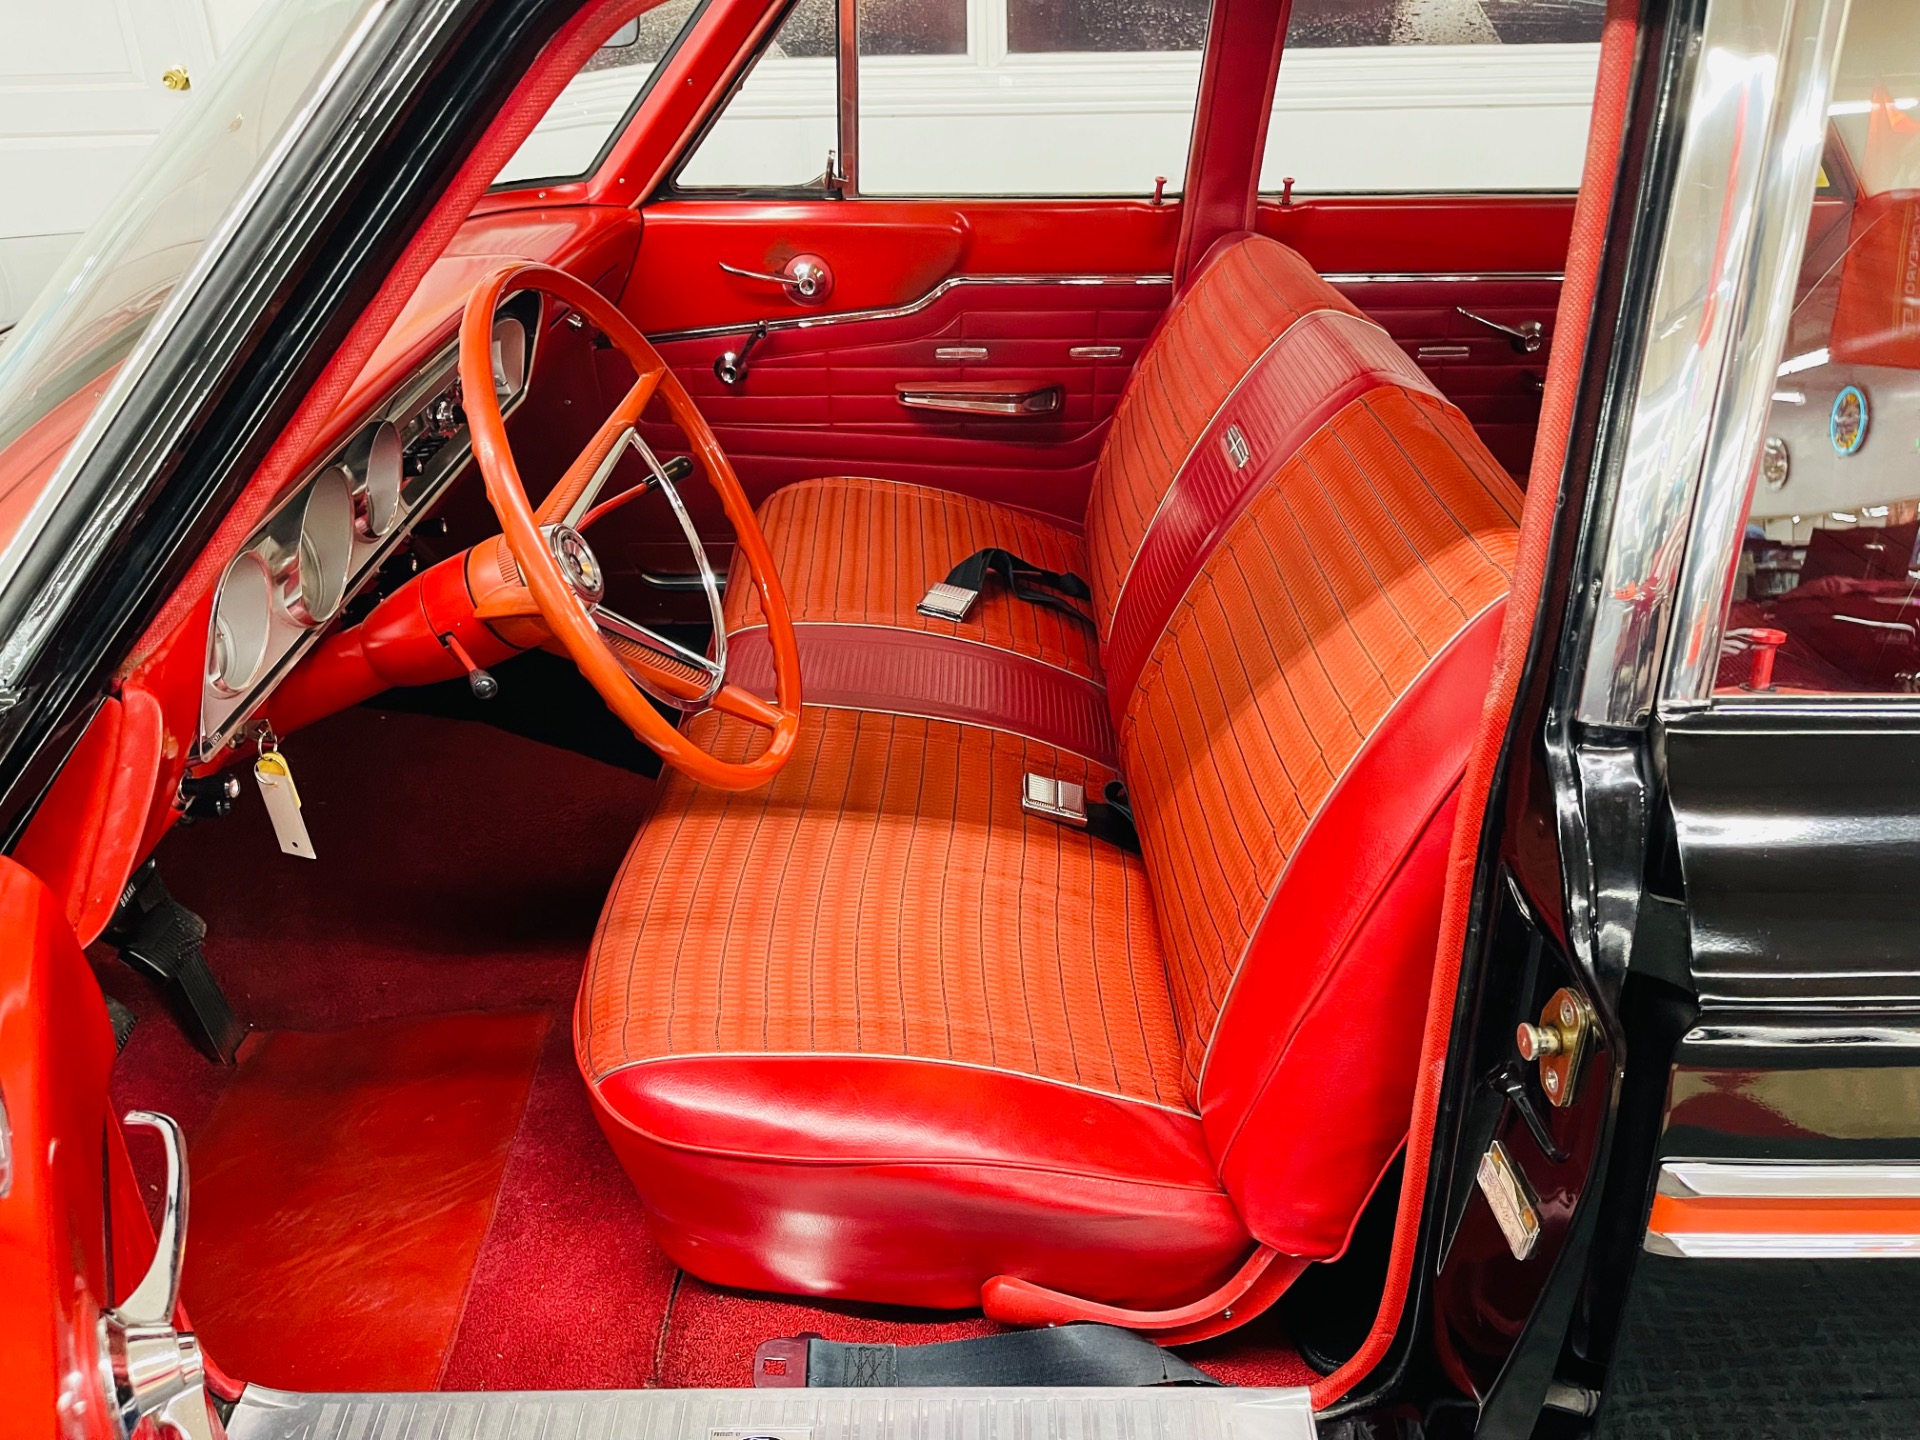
[1200,602,1503,1257]
[725,624,1117,766]
[585,1054,1249,1311]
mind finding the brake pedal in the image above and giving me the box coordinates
[106,861,247,1064]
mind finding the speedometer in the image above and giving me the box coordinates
[208,550,273,697]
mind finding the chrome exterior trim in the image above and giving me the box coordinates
[1577,0,1850,726]
[1660,0,1850,712]
[1647,1159,1920,1259]
[1648,1230,1920,1259]
[1659,1160,1920,1199]
[645,273,1171,344]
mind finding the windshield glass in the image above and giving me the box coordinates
[0,0,375,468]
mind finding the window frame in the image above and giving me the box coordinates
[489,0,712,194]
[661,0,1214,200]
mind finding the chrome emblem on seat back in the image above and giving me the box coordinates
[1223,423,1251,470]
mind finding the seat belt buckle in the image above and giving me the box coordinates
[753,1335,813,1387]
[917,581,979,621]
[1021,773,1088,828]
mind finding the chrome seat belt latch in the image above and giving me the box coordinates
[1021,773,1088,828]
[917,581,979,621]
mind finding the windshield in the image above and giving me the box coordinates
[0,0,376,469]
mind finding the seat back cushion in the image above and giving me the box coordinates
[1081,234,1364,655]
[1118,382,1522,1260]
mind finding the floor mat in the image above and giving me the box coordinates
[182,1010,550,1391]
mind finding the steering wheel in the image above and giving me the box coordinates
[458,261,801,791]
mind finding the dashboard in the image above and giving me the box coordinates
[198,291,542,758]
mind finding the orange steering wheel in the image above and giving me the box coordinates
[459,261,801,791]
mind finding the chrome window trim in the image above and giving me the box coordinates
[1575,0,1850,727]
[645,273,1171,344]
[0,0,403,709]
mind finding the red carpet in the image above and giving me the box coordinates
[183,1011,549,1391]
[99,703,1312,1392]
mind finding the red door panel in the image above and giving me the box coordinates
[0,858,121,1440]
[1335,277,1563,478]
[622,199,1182,334]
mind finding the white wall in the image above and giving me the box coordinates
[0,0,265,334]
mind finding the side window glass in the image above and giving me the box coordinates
[495,0,702,187]
[1714,7,1920,698]
[1260,0,1606,194]
[676,0,841,190]
[857,0,1209,196]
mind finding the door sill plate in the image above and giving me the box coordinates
[226,1383,1317,1440]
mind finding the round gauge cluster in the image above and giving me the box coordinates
[203,292,540,749]
[352,421,404,539]
[208,551,273,697]
[281,465,355,626]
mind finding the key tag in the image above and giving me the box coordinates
[253,732,317,860]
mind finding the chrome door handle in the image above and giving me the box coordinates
[101,1111,226,1440]
[897,383,1064,417]
[717,253,834,305]
[1457,306,1545,354]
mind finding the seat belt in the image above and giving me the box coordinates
[918,548,1094,626]
[753,1323,1221,1388]
[1022,775,1141,854]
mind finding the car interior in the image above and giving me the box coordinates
[13,0,1639,1400]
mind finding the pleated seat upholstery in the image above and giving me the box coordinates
[578,233,1525,1313]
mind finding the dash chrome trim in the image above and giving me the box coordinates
[645,273,1171,344]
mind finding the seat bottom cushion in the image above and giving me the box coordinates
[576,705,1249,1310]
[723,475,1104,684]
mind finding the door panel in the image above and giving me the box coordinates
[1335,277,1562,479]
[608,193,1573,616]
[0,857,120,1439]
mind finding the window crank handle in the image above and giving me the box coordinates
[1457,306,1545,354]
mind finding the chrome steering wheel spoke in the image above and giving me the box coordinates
[575,431,729,710]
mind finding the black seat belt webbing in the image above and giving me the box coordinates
[919,548,1095,627]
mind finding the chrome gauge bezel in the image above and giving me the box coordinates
[207,550,274,697]
[351,420,405,539]
[277,464,355,627]
[196,291,543,757]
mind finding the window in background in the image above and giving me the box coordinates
[495,0,703,187]
[675,0,840,189]
[856,0,1209,195]
[1712,2,1920,698]
[1261,0,1605,194]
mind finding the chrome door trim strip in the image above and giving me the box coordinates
[645,273,1171,343]
[1649,1231,1920,1259]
